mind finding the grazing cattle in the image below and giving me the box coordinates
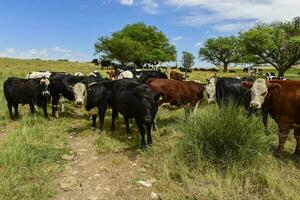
[178,67,192,73]
[107,70,116,80]
[74,72,85,76]
[208,68,218,72]
[134,70,168,83]
[242,79,300,156]
[204,77,260,116]
[88,71,101,78]
[85,79,159,149]
[26,71,52,79]
[203,77,217,104]
[146,78,204,114]
[229,70,236,73]
[91,59,100,66]
[49,74,103,117]
[199,68,209,71]
[3,77,50,119]
[26,71,68,79]
[170,71,185,80]
[117,70,134,79]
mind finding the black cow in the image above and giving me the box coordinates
[49,74,103,117]
[133,70,168,83]
[3,77,50,119]
[85,79,159,149]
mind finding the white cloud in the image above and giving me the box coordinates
[168,0,300,22]
[120,0,134,6]
[0,47,89,61]
[172,36,183,41]
[213,21,256,32]
[139,0,159,15]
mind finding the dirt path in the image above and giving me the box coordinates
[56,134,159,200]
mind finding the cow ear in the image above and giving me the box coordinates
[241,81,253,89]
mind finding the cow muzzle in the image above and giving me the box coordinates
[250,101,261,109]
[42,91,50,96]
[75,100,84,106]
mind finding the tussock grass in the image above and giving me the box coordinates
[144,105,300,200]
[0,116,67,200]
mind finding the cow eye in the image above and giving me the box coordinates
[261,92,267,96]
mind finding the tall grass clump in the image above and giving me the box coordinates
[167,104,271,178]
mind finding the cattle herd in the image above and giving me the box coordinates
[3,68,300,156]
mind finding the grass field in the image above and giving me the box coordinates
[1,57,300,200]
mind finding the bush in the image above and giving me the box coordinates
[170,104,271,173]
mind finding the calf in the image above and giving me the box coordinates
[3,77,50,119]
[242,79,300,156]
[85,79,158,149]
[170,71,185,80]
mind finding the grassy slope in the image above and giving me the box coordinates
[0,57,300,199]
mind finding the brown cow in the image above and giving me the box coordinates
[242,78,300,156]
[170,71,185,80]
[146,78,205,114]
[106,70,116,80]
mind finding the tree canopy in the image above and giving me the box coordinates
[199,36,240,72]
[95,23,177,67]
[181,51,195,69]
[239,18,300,76]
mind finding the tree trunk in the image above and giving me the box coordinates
[223,63,228,72]
[278,67,288,77]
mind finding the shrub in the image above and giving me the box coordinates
[170,104,271,173]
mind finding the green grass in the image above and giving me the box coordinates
[0,116,68,200]
[1,57,300,200]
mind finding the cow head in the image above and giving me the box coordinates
[40,77,50,96]
[242,78,281,109]
[72,83,87,106]
[133,85,156,124]
[203,77,216,103]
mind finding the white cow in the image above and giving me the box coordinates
[26,71,52,79]
[74,72,85,76]
[203,77,217,104]
[117,70,134,79]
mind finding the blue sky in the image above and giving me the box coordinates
[0,0,299,66]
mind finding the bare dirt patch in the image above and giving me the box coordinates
[56,134,159,200]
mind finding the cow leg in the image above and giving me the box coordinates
[60,96,65,112]
[91,114,97,130]
[29,102,35,116]
[42,104,48,118]
[124,116,132,139]
[110,109,118,132]
[98,105,107,132]
[152,117,158,132]
[275,126,290,157]
[136,120,146,150]
[192,101,200,114]
[294,128,300,155]
[7,103,14,120]
[52,95,60,118]
[146,123,152,146]
[13,103,19,119]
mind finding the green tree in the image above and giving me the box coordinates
[240,17,300,77]
[95,23,176,67]
[181,51,195,69]
[199,36,240,72]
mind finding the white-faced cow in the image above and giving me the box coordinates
[242,78,300,156]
